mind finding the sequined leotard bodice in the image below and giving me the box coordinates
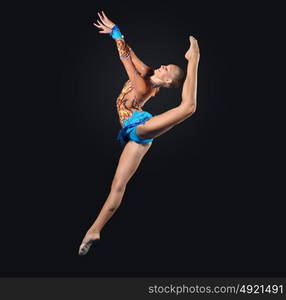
[116,80,143,126]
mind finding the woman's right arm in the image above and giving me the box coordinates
[113,37,150,98]
[96,12,153,76]
[94,11,151,98]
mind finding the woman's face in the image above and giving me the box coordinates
[154,64,178,82]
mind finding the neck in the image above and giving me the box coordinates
[149,75,163,88]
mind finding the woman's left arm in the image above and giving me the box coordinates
[128,46,154,77]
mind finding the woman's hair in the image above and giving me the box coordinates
[169,66,186,88]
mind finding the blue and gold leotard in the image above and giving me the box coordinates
[116,80,153,146]
[114,39,154,146]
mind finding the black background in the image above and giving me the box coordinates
[2,0,285,276]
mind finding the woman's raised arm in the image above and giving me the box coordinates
[93,12,152,97]
[126,45,154,77]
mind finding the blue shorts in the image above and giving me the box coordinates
[117,110,154,146]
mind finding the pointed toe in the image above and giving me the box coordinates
[78,239,99,256]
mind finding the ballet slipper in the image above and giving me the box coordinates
[78,239,99,256]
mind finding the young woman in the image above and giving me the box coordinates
[79,11,200,255]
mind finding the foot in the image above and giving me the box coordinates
[185,36,200,61]
[78,231,100,256]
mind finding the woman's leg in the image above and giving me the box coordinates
[79,140,152,255]
[136,36,200,140]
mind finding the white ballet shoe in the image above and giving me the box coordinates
[78,239,99,256]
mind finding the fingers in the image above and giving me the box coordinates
[93,21,108,34]
[93,19,104,28]
[97,13,103,22]
[93,20,109,32]
[97,19,104,26]
[101,11,109,20]
[97,11,109,27]
[101,10,111,23]
[93,22,101,28]
[92,24,107,34]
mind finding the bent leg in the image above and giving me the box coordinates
[137,36,200,140]
[136,105,194,140]
[87,140,152,235]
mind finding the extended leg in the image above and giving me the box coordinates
[136,36,200,140]
[78,140,151,255]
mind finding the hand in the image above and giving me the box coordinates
[96,11,116,29]
[93,20,112,34]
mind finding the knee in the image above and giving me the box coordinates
[189,105,196,115]
[184,104,196,117]
[111,177,126,193]
[136,125,154,140]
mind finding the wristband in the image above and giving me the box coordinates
[110,25,124,39]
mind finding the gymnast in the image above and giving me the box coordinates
[79,11,200,255]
